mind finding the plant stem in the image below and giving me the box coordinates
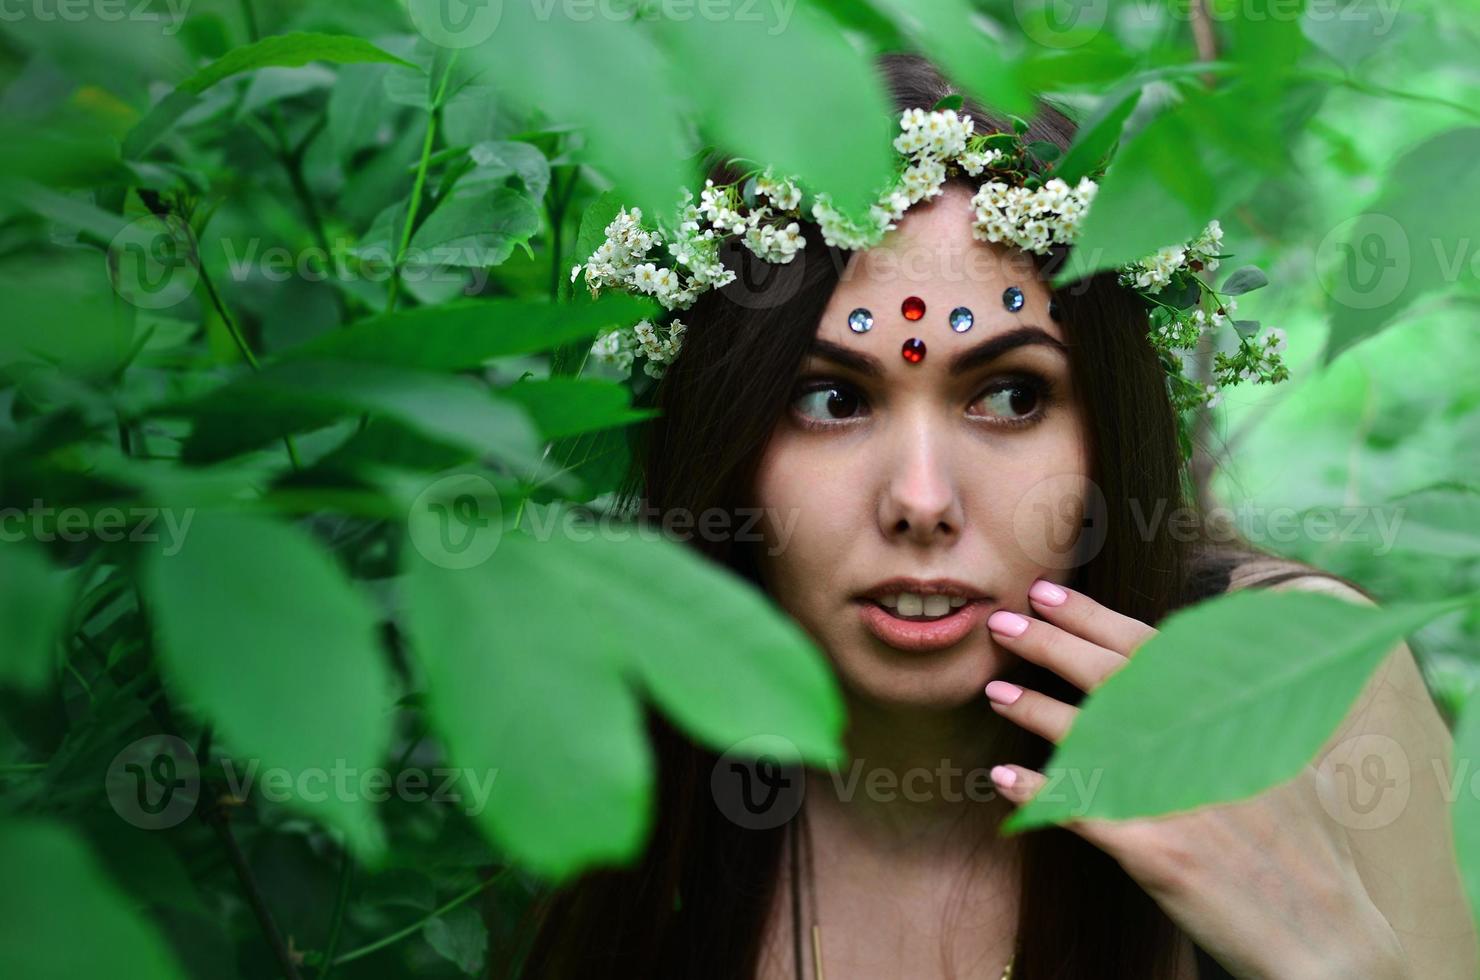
[0,763,48,775]
[205,800,306,980]
[196,263,303,470]
[387,60,458,313]
[238,0,259,42]
[331,876,501,967]
[316,846,355,980]
[1298,69,1480,123]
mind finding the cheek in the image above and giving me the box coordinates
[973,436,1093,573]
[750,435,860,595]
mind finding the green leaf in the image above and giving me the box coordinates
[865,0,1032,119]
[1454,688,1480,944]
[446,0,692,219]
[1004,590,1474,833]
[327,63,398,160]
[275,293,657,370]
[144,512,396,860]
[0,819,188,980]
[501,377,658,441]
[178,33,414,95]
[403,537,653,881]
[238,64,337,117]
[403,524,845,880]
[408,186,542,269]
[423,904,487,976]
[1053,87,1272,287]
[1220,265,1270,295]
[1324,127,1480,364]
[466,140,552,202]
[0,542,73,693]
[1024,140,1062,163]
[652,4,896,219]
[572,190,626,272]
[124,34,413,158]
[1380,485,1480,557]
[1231,319,1262,339]
[1301,0,1408,71]
[170,360,542,469]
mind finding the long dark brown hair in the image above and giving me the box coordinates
[498,52,1369,980]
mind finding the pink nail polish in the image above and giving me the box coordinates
[987,610,1029,637]
[990,765,1017,789]
[1029,579,1067,606]
[984,680,1023,705]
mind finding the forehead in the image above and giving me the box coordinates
[816,183,1066,353]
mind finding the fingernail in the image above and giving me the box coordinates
[990,765,1017,789]
[984,680,1023,705]
[987,610,1029,637]
[1029,579,1067,606]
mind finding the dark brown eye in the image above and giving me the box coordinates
[793,383,865,424]
[968,377,1050,425]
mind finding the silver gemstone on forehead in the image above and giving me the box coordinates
[847,308,874,333]
[948,307,974,333]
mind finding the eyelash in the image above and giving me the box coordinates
[788,372,1058,432]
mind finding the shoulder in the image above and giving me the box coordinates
[1226,562,1477,976]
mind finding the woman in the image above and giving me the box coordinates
[503,54,1473,978]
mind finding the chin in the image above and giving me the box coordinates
[829,636,1011,711]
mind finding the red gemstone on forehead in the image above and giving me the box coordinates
[901,296,926,321]
[901,337,926,363]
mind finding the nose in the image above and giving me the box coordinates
[877,420,964,547]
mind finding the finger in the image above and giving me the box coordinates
[986,609,1126,692]
[984,680,1077,743]
[1026,579,1158,656]
[989,763,1133,857]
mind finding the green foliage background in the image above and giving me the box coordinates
[0,0,1477,976]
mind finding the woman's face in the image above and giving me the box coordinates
[752,183,1092,710]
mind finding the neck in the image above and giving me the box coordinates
[803,687,1020,865]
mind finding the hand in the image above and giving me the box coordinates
[981,580,1409,980]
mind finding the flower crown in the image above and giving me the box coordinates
[571,102,1289,421]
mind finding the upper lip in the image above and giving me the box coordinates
[855,578,990,602]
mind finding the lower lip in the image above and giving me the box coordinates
[856,599,989,652]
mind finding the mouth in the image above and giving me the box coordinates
[853,595,992,653]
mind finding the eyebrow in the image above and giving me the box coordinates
[807,326,1070,379]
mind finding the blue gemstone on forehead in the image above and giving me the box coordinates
[1049,298,1062,322]
[948,306,974,333]
[847,308,874,333]
[1003,286,1025,312]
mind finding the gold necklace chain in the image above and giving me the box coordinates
[797,813,1016,980]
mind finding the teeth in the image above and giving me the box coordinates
[875,592,970,620]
